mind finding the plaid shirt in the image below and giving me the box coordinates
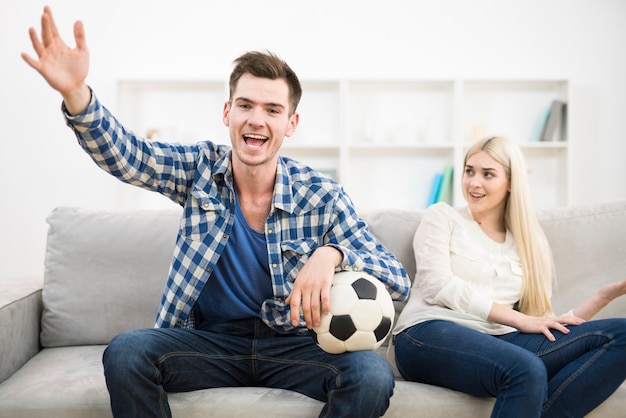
[64,91,410,334]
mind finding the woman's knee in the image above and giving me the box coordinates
[504,351,547,391]
[572,318,626,350]
[606,318,626,344]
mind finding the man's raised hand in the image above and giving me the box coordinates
[22,6,91,114]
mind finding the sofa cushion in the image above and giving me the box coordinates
[366,209,424,282]
[0,345,623,417]
[0,345,325,418]
[0,345,496,418]
[365,209,424,315]
[41,207,182,347]
[537,200,626,318]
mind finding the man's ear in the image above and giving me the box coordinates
[285,112,299,137]
[222,101,231,127]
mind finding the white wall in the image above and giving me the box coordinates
[2,0,625,280]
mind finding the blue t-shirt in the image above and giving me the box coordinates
[195,200,272,328]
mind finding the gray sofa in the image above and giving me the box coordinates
[1,200,625,417]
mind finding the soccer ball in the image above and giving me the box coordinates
[311,271,395,354]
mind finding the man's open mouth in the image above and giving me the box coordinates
[243,134,268,147]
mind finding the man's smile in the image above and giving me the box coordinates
[243,133,268,148]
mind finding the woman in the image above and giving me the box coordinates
[391,136,626,417]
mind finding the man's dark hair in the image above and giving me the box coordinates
[229,50,302,115]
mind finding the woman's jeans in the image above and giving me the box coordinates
[102,318,394,418]
[394,318,626,418]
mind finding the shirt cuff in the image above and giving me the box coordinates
[62,86,100,131]
[467,293,494,320]
[327,244,363,273]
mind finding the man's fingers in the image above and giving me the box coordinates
[74,20,87,51]
[288,289,324,329]
[40,8,53,46]
[21,52,39,71]
[287,290,301,326]
[300,292,312,327]
[28,27,44,58]
[45,6,61,39]
[301,291,322,329]
[320,286,331,316]
[309,291,322,328]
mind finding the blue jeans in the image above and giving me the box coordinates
[394,318,626,418]
[102,318,394,418]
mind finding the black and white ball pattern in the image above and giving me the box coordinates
[311,271,395,354]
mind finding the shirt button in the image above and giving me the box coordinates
[202,203,210,210]
[272,263,277,268]
[268,229,273,234]
[343,265,351,271]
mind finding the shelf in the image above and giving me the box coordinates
[349,143,454,151]
[115,77,570,212]
[290,80,342,146]
[461,79,568,144]
[282,143,340,151]
[347,80,455,146]
[117,79,229,144]
[520,141,568,149]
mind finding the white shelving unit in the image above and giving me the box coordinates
[116,78,570,212]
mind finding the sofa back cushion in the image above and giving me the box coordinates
[41,206,181,347]
[366,200,626,318]
[365,209,424,314]
[537,200,626,318]
[41,200,626,347]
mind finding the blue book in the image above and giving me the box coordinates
[437,165,454,204]
[532,106,551,142]
[427,172,443,207]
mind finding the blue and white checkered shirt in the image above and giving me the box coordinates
[64,91,410,334]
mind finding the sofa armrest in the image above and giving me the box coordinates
[0,277,43,384]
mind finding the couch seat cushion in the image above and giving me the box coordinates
[0,345,324,418]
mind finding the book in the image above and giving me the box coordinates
[436,165,454,204]
[557,101,568,141]
[531,106,551,142]
[540,100,567,141]
[427,172,443,206]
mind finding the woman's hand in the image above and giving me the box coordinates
[514,314,585,342]
[573,279,626,321]
[488,302,584,342]
[597,279,626,304]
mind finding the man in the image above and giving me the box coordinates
[23,6,410,418]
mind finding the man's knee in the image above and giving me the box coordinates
[103,328,153,380]
[347,352,395,392]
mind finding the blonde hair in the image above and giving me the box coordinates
[464,136,554,316]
